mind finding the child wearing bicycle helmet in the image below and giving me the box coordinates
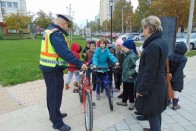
[92,37,119,100]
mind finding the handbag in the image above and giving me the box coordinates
[166,58,174,99]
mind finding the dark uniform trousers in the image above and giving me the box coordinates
[42,67,64,127]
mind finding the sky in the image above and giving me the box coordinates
[26,0,138,27]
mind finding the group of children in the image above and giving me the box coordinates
[64,37,188,111]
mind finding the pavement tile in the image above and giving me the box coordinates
[183,125,196,131]
[128,123,143,131]
[162,112,176,124]
[167,123,186,131]
[114,120,129,130]
[170,114,192,126]
[1,56,196,131]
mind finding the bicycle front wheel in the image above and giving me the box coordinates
[107,84,113,111]
[84,91,93,131]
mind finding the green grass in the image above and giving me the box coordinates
[186,50,196,57]
[2,36,193,87]
[0,38,86,87]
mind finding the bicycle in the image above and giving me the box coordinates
[92,66,117,111]
[65,66,94,131]
[78,68,94,131]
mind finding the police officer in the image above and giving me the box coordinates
[39,14,87,131]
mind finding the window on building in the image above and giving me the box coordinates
[1,2,6,8]
[13,2,18,9]
[7,2,12,8]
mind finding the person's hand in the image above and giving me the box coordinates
[115,62,119,66]
[136,92,143,98]
[81,64,87,70]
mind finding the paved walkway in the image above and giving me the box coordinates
[0,85,22,115]
[0,56,196,131]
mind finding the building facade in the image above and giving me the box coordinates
[100,0,116,25]
[0,0,27,22]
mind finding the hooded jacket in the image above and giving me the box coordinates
[169,42,188,91]
[68,43,82,72]
[92,47,118,71]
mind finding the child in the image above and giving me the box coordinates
[117,40,138,110]
[65,43,82,93]
[169,42,187,110]
[108,43,116,84]
[83,40,96,66]
[92,37,119,100]
[83,41,96,90]
[82,40,90,58]
[114,38,124,93]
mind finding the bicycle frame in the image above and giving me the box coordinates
[81,74,92,109]
[93,66,114,111]
[78,69,93,131]
[99,72,113,97]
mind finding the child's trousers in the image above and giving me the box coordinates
[65,71,80,84]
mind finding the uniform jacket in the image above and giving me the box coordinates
[135,31,168,117]
[169,42,187,92]
[92,47,118,70]
[39,23,83,72]
[68,43,81,72]
[122,51,138,83]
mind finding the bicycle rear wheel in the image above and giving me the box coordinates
[84,91,93,131]
[107,84,113,111]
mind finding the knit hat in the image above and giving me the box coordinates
[122,40,138,55]
[108,44,116,50]
[115,38,123,46]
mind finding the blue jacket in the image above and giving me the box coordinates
[92,47,118,70]
[39,23,83,72]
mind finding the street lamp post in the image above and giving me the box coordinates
[122,5,127,33]
[109,0,113,44]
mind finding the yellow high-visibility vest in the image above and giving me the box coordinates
[39,28,70,67]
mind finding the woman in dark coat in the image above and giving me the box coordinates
[169,41,187,110]
[135,15,168,131]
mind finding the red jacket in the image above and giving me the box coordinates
[68,43,81,72]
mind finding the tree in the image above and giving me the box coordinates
[4,12,32,32]
[34,10,54,29]
[112,0,133,32]
[131,0,154,31]
[150,0,190,30]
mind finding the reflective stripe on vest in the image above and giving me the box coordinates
[40,28,69,67]
[40,58,67,65]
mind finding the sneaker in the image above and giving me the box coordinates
[113,88,120,92]
[172,105,181,110]
[128,103,134,110]
[73,88,79,93]
[117,102,127,106]
[73,82,79,87]
[118,93,123,98]
[64,84,70,90]
[96,93,100,100]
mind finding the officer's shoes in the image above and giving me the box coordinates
[61,113,67,118]
[53,124,71,131]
